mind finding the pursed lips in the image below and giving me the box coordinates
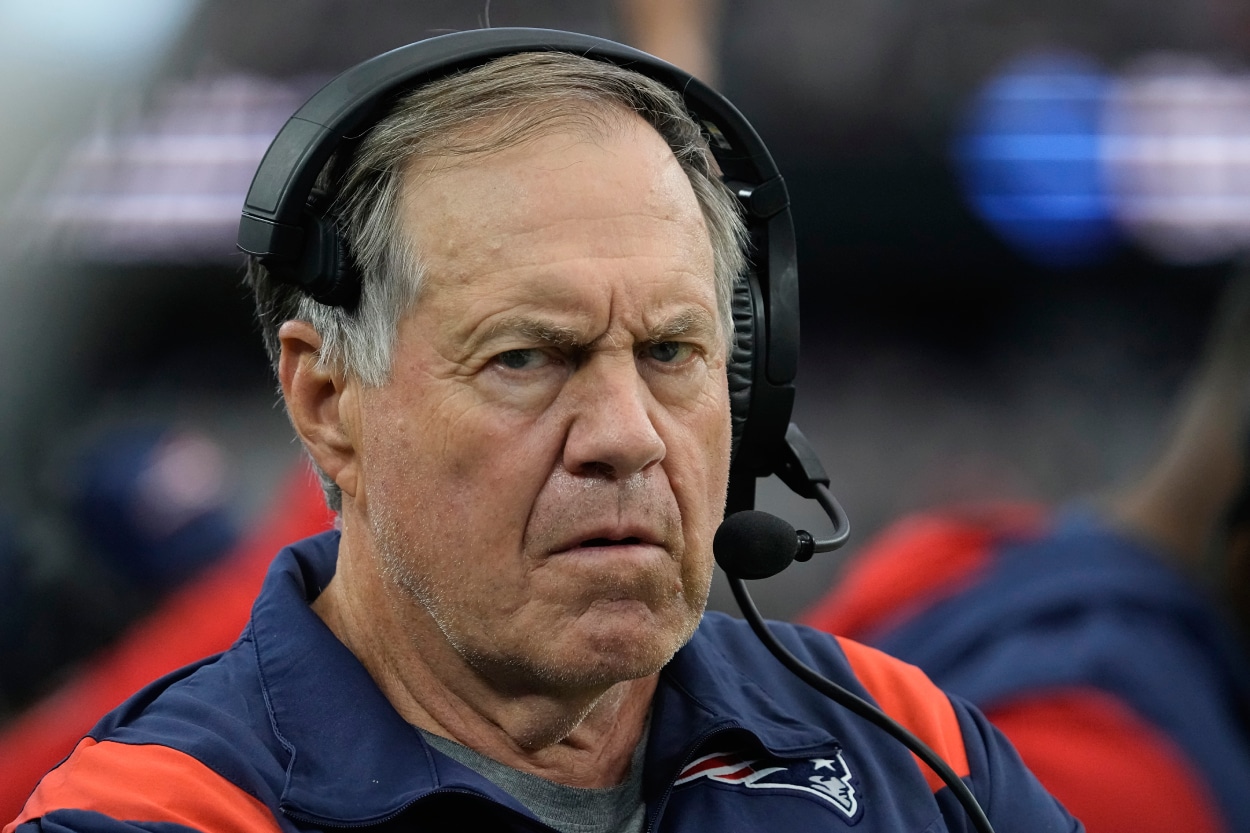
[535,519,687,608]
[548,523,669,557]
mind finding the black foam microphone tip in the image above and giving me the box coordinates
[714,510,800,580]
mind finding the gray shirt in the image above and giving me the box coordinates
[420,729,647,833]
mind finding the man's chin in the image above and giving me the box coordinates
[478,606,702,695]
[568,602,702,680]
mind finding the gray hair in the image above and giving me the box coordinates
[247,50,749,510]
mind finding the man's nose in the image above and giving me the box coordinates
[561,353,666,479]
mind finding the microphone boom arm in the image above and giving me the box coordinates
[776,424,850,558]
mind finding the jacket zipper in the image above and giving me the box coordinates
[643,723,742,833]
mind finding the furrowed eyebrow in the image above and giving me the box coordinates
[481,316,586,349]
[645,308,719,344]
[477,308,719,351]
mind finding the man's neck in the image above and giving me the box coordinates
[311,535,657,789]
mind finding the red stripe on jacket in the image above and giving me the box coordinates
[5,737,283,833]
[835,636,970,793]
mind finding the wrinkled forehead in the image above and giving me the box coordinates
[401,114,715,286]
[389,115,721,358]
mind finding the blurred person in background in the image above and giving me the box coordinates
[56,423,240,594]
[802,265,1250,833]
[0,421,240,721]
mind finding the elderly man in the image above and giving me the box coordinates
[8,32,1078,833]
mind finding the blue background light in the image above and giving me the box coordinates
[953,52,1121,268]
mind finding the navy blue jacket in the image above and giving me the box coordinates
[10,532,1078,833]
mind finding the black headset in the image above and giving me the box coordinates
[236,29,994,832]
[236,27,798,515]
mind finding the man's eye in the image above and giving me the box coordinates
[647,341,693,363]
[496,349,543,370]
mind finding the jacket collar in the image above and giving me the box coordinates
[252,532,839,826]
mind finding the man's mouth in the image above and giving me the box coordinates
[579,536,644,548]
[548,525,665,556]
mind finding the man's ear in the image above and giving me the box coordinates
[278,321,359,500]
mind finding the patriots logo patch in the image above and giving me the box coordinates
[675,748,861,821]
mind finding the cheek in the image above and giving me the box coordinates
[667,383,733,528]
[689,373,733,476]
[367,387,563,535]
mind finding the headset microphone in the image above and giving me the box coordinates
[713,511,805,580]
[713,502,848,580]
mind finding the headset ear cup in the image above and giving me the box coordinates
[296,211,361,309]
[727,275,756,458]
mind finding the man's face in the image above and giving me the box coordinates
[350,112,731,697]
